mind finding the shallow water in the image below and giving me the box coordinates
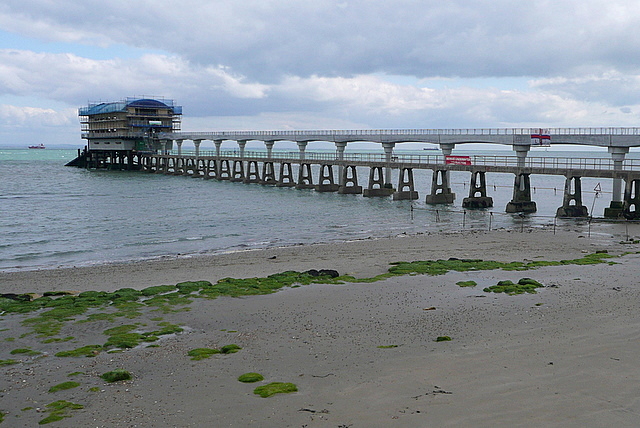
[1,148,638,271]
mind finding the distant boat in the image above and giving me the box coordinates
[28,144,46,149]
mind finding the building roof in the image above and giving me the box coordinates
[79,98,182,116]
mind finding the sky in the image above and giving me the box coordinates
[2,0,640,148]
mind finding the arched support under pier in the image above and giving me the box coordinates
[296,163,315,189]
[316,164,340,192]
[184,158,197,176]
[175,140,183,156]
[338,165,362,194]
[506,173,537,213]
[230,160,245,182]
[382,143,395,185]
[260,161,277,185]
[243,160,261,184]
[277,162,296,187]
[622,179,640,220]
[393,167,418,200]
[556,175,588,217]
[363,166,394,197]
[462,171,493,208]
[426,169,455,204]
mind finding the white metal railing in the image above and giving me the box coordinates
[165,151,640,171]
[161,127,640,139]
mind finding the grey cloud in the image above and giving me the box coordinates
[3,0,640,82]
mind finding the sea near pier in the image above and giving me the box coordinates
[1,147,638,272]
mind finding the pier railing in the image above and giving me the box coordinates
[175,151,640,171]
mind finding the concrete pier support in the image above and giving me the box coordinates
[622,179,640,220]
[218,159,231,180]
[244,160,261,184]
[338,165,363,194]
[176,139,183,156]
[335,142,347,186]
[605,147,629,218]
[184,158,196,176]
[462,171,493,208]
[296,163,315,189]
[393,167,419,200]
[173,157,185,175]
[265,141,275,158]
[260,161,277,185]
[230,160,245,182]
[192,158,205,177]
[506,173,537,213]
[556,175,588,217]
[426,169,455,204]
[297,142,308,160]
[363,166,394,197]
[193,140,202,157]
[316,164,340,192]
[214,140,223,157]
[237,140,247,158]
[382,143,395,185]
[277,162,296,187]
[204,159,217,179]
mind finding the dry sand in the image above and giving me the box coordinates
[1,229,640,427]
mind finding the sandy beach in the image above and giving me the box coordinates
[1,229,640,427]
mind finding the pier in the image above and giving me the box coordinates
[68,98,640,220]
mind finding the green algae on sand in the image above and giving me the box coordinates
[253,382,298,398]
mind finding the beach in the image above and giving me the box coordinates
[1,229,640,427]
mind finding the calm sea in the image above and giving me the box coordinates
[1,147,638,272]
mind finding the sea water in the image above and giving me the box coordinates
[1,148,638,272]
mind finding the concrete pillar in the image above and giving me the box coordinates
[193,139,202,157]
[297,141,308,160]
[556,175,588,217]
[439,143,455,156]
[335,142,347,186]
[214,140,222,157]
[462,170,493,208]
[265,141,275,158]
[513,144,530,168]
[622,179,640,219]
[506,173,537,213]
[237,140,247,158]
[604,147,630,218]
[382,142,395,185]
[161,140,167,155]
[176,139,183,156]
[393,168,419,200]
[426,169,455,204]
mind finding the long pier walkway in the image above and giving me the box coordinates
[140,150,640,219]
[76,127,640,219]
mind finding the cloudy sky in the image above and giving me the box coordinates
[2,0,640,147]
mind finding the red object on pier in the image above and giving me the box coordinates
[445,155,472,165]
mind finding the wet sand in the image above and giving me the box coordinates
[1,229,639,427]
